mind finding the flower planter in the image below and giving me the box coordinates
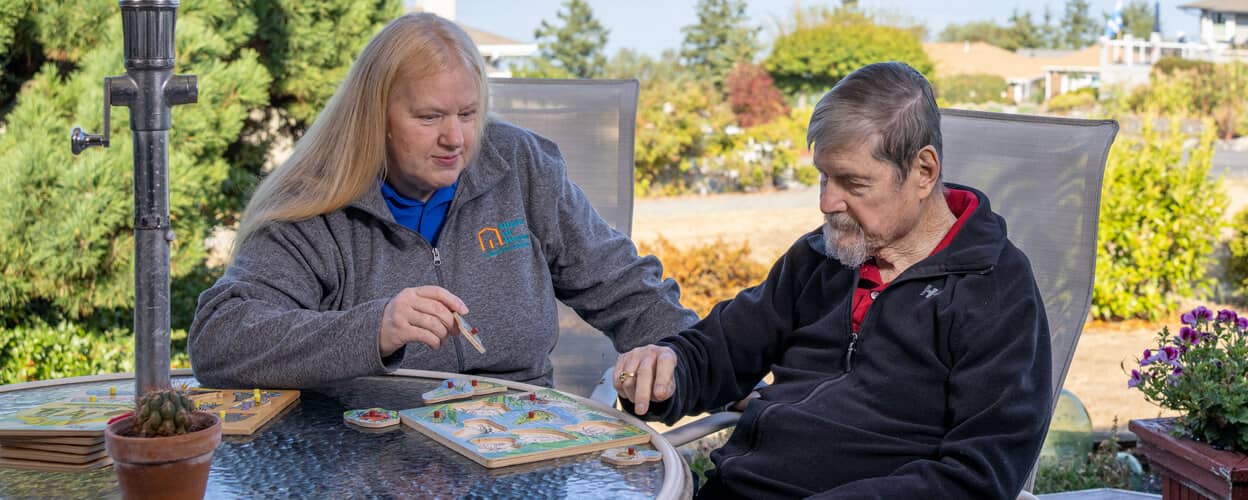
[1129,418,1248,500]
[105,412,222,500]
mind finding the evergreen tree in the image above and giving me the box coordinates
[1005,10,1046,50]
[0,0,271,328]
[0,0,118,118]
[251,0,401,127]
[0,0,399,328]
[938,20,1011,46]
[680,0,759,90]
[1119,0,1155,39]
[604,48,687,86]
[1042,5,1062,49]
[1061,0,1099,48]
[532,0,609,78]
[0,1,401,381]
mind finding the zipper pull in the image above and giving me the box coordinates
[431,247,442,266]
[844,332,858,373]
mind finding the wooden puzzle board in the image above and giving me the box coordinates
[187,388,300,435]
[0,401,133,438]
[400,389,651,468]
[0,455,112,471]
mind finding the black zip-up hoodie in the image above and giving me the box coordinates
[631,184,1051,499]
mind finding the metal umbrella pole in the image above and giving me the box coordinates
[71,0,197,396]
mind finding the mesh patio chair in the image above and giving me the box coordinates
[661,109,1119,495]
[487,78,640,400]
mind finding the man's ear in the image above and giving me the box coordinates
[912,145,941,196]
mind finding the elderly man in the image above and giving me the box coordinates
[615,62,1051,499]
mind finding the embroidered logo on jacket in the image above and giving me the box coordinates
[477,217,531,258]
[920,284,942,299]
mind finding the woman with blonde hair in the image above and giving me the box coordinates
[189,13,696,389]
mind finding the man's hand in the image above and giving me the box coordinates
[379,286,468,356]
[614,344,679,415]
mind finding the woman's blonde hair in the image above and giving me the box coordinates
[231,13,489,259]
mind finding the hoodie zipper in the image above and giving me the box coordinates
[431,247,466,372]
[717,307,859,472]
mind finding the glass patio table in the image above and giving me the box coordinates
[0,369,691,499]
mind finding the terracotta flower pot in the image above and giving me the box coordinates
[105,412,222,500]
[1129,417,1248,499]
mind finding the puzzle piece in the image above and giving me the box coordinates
[221,413,254,424]
[194,401,222,411]
[84,388,133,399]
[421,378,506,404]
[343,408,399,429]
[452,312,486,354]
[601,445,661,466]
[229,390,280,405]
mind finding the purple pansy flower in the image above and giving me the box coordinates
[1127,369,1143,388]
[1140,348,1159,366]
[1158,346,1181,367]
[1179,326,1201,345]
[1181,311,1196,325]
[1217,309,1239,323]
[1238,317,1248,330]
[1194,306,1214,321]
[1167,366,1184,384]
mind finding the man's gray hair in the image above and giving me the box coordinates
[806,62,942,183]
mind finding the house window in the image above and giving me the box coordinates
[1212,12,1225,24]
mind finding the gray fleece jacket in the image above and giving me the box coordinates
[189,120,698,389]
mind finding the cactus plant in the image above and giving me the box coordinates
[133,389,197,437]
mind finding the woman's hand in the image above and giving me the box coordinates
[379,286,468,356]
[614,344,679,415]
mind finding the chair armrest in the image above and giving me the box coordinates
[588,366,620,407]
[661,411,742,448]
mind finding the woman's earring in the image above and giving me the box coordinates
[386,133,392,140]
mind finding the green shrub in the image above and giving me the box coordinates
[638,237,768,317]
[765,8,933,98]
[0,323,190,384]
[710,106,814,192]
[677,426,733,489]
[1124,62,1248,139]
[634,79,736,196]
[1047,88,1097,113]
[0,324,127,384]
[1228,208,1248,303]
[1092,117,1227,320]
[934,73,1007,105]
[1034,422,1135,494]
[1151,56,1215,77]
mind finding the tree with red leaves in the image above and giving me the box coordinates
[726,63,790,128]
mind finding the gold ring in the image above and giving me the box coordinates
[618,371,636,381]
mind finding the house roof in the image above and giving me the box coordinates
[460,25,526,47]
[923,42,1101,82]
[405,4,536,54]
[460,24,537,59]
[1179,0,1248,14]
[1048,45,1102,68]
[924,42,1040,81]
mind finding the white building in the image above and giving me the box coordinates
[1180,0,1248,47]
[409,0,537,77]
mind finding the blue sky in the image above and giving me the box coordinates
[453,0,1203,56]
